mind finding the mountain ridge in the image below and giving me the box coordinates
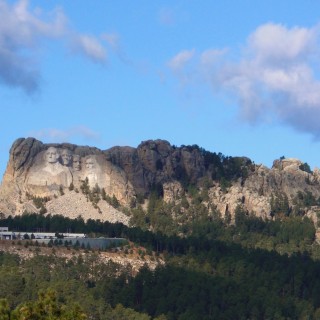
[1,137,320,229]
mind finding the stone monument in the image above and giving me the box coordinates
[61,149,72,167]
[26,147,72,194]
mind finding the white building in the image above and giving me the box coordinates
[0,228,86,240]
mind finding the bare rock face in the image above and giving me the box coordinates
[163,181,183,203]
[105,140,205,196]
[208,184,271,219]
[208,160,320,220]
[1,138,320,226]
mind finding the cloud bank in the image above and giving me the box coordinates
[0,0,107,93]
[168,22,320,139]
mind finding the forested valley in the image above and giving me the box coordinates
[1,200,320,319]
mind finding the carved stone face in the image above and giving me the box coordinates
[73,155,81,171]
[85,157,96,170]
[46,147,59,164]
[61,149,72,166]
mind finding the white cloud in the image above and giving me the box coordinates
[168,22,320,139]
[0,0,107,93]
[168,49,195,71]
[71,34,106,63]
[29,126,100,142]
[0,0,65,92]
[217,23,320,126]
[248,23,316,64]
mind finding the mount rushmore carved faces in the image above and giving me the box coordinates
[85,156,100,187]
[41,147,72,185]
[26,147,72,189]
[72,155,81,171]
[61,149,72,166]
[46,147,59,164]
[15,141,134,205]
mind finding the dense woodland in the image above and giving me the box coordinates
[1,208,320,319]
[1,152,320,319]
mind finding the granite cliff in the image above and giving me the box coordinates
[1,138,320,226]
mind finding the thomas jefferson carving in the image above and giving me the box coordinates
[61,149,72,166]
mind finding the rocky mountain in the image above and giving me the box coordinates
[1,137,320,226]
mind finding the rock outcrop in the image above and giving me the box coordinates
[1,138,320,225]
[105,140,205,196]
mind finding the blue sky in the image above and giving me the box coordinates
[2,0,320,177]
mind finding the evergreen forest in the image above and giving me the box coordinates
[1,204,320,319]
